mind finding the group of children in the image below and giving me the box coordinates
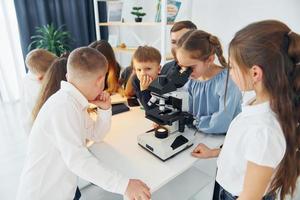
[17,19,300,200]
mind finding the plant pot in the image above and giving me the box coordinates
[135,17,142,22]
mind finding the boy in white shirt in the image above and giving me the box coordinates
[17,47,151,200]
[20,49,57,135]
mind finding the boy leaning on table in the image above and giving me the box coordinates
[17,47,151,200]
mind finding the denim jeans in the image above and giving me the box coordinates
[73,186,81,200]
[215,182,275,200]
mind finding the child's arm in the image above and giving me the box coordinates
[50,104,129,195]
[132,75,152,110]
[238,126,286,200]
[191,143,221,158]
[86,108,112,142]
[237,161,274,200]
[88,92,112,142]
[196,82,242,134]
[50,104,151,199]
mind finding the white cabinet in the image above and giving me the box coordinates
[93,0,172,65]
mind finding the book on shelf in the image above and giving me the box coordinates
[107,1,123,22]
[155,0,182,23]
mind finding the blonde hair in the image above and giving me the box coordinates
[132,46,161,65]
[25,49,57,75]
[32,56,67,121]
[67,47,108,79]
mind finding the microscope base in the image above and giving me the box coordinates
[137,131,193,161]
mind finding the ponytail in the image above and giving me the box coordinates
[177,30,228,68]
[208,35,228,68]
[287,31,300,115]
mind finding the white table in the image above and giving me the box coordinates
[89,107,224,199]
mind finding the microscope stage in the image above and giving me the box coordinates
[137,131,193,161]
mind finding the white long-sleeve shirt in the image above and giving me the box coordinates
[17,81,129,200]
[20,72,41,135]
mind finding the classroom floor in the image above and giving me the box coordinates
[1,100,299,200]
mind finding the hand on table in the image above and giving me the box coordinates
[125,179,151,200]
[191,143,219,159]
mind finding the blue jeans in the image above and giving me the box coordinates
[215,182,275,200]
[73,187,81,200]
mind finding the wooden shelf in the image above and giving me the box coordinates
[99,22,174,26]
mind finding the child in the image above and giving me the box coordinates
[119,60,133,90]
[176,30,242,134]
[120,63,136,98]
[31,55,68,122]
[192,20,300,200]
[17,47,151,200]
[89,40,121,94]
[29,54,85,199]
[161,20,197,76]
[21,49,57,135]
[128,46,161,110]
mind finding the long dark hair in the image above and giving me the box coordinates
[89,40,121,94]
[32,55,68,121]
[229,20,300,199]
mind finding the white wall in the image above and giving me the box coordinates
[110,0,300,67]
[110,0,194,67]
[190,0,300,56]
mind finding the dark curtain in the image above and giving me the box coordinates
[98,1,109,40]
[14,0,108,62]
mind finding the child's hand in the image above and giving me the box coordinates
[125,179,151,200]
[140,75,153,91]
[191,143,215,158]
[89,91,111,110]
[152,123,159,129]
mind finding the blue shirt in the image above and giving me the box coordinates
[131,74,153,110]
[188,69,242,134]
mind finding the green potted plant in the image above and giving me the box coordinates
[28,23,71,56]
[131,7,146,22]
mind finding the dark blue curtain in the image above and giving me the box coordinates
[98,1,109,40]
[14,0,108,62]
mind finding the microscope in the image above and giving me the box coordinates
[137,66,195,161]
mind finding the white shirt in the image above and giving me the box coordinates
[17,81,129,200]
[241,90,256,105]
[20,72,41,135]
[216,100,286,196]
